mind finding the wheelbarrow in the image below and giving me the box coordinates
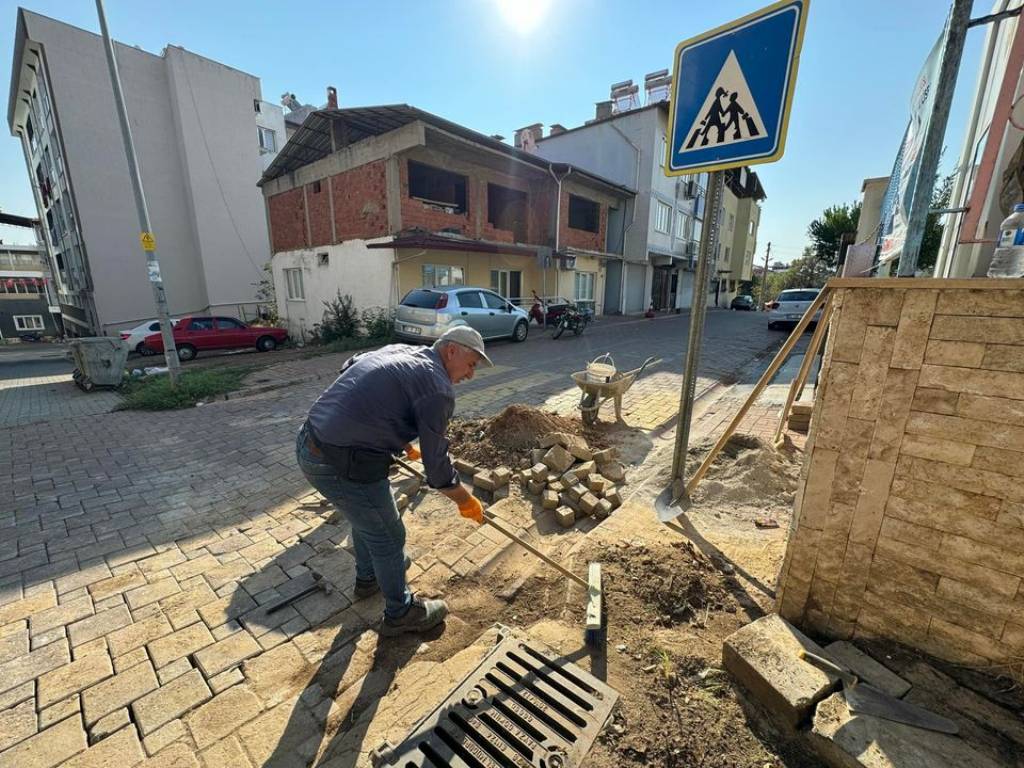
[571,355,661,425]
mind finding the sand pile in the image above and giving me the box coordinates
[688,434,799,507]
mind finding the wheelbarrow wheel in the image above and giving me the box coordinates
[581,392,598,425]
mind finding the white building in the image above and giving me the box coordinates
[7,9,285,335]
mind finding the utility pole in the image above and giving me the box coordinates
[96,0,180,383]
[760,241,772,310]
[671,171,725,496]
[898,0,972,276]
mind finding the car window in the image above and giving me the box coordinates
[457,291,483,308]
[779,290,819,302]
[402,290,442,308]
[215,318,244,330]
[188,318,215,331]
[482,292,506,310]
[148,322,160,331]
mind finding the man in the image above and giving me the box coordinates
[295,326,488,636]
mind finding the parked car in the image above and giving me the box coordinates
[143,316,288,361]
[765,288,822,329]
[395,287,530,343]
[120,318,179,355]
[730,294,755,311]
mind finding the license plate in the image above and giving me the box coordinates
[787,314,801,320]
[403,325,421,334]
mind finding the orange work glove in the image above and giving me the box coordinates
[458,495,484,524]
[404,445,421,461]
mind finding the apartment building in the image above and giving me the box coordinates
[7,9,285,336]
[0,239,60,339]
[715,166,765,306]
[259,105,633,338]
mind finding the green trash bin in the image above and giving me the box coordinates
[67,337,130,391]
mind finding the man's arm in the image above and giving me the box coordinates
[412,392,483,522]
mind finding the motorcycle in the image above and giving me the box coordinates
[552,302,592,339]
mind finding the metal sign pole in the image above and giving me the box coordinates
[671,170,725,494]
[96,0,180,383]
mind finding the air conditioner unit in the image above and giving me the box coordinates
[679,180,696,199]
[684,241,697,258]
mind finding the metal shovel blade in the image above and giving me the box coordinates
[844,683,959,735]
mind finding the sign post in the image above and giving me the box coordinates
[665,0,809,499]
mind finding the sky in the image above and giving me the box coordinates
[0,0,993,262]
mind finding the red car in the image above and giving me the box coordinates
[143,316,288,361]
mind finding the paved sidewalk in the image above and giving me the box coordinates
[0,373,122,428]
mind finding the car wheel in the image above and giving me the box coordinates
[177,344,197,361]
[135,342,151,356]
[257,336,277,352]
[512,320,528,343]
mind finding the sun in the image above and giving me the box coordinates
[494,0,552,34]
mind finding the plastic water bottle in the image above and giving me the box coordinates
[988,203,1024,277]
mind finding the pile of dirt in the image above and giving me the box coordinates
[448,404,607,468]
[688,434,800,508]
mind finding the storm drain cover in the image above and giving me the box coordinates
[372,626,618,768]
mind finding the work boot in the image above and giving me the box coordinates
[379,595,448,637]
[353,555,412,599]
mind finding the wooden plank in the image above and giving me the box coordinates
[586,562,602,631]
[686,287,832,496]
[774,294,834,444]
[828,277,1024,290]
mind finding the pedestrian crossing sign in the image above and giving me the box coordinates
[665,0,809,176]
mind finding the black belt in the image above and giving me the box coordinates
[305,423,394,483]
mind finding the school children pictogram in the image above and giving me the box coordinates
[681,50,767,152]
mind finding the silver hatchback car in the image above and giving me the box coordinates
[395,287,531,343]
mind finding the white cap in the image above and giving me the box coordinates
[436,325,493,366]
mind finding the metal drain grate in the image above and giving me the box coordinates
[372,626,618,768]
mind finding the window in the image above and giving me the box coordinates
[14,315,44,331]
[216,318,245,330]
[26,115,35,152]
[317,252,329,266]
[310,180,322,194]
[253,99,262,113]
[568,195,600,232]
[284,268,304,300]
[422,264,464,287]
[728,212,735,230]
[660,135,667,168]
[1,278,41,294]
[749,220,755,236]
[456,290,483,308]
[692,217,703,246]
[482,292,507,311]
[188,318,215,331]
[408,161,468,213]
[723,246,731,263]
[487,184,527,239]
[257,126,276,154]
[675,210,690,239]
[574,271,595,302]
[655,201,672,234]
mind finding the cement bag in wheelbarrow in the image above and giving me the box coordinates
[68,337,130,389]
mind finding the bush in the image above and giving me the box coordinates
[118,368,250,410]
[251,263,280,327]
[315,292,361,343]
[361,306,393,339]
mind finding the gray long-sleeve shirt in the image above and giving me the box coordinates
[306,344,459,489]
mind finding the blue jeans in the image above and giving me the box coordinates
[295,423,412,618]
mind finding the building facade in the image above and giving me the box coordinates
[0,241,60,339]
[259,106,633,339]
[531,74,764,314]
[7,10,284,336]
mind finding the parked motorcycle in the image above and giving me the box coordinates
[552,302,592,339]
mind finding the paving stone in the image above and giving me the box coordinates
[88,573,146,602]
[143,740,198,767]
[542,444,575,473]
[138,548,187,575]
[722,614,838,729]
[0,637,70,695]
[133,669,212,736]
[208,667,244,694]
[0,628,28,663]
[56,562,112,596]
[0,698,37,752]
[125,578,180,610]
[809,691,1000,768]
[81,660,158,726]
[0,591,57,625]
[197,592,256,628]
[236,698,320,768]
[199,735,253,768]
[67,605,132,648]
[39,695,81,728]
[0,681,35,709]
[31,625,67,650]
[114,646,150,673]
[242,640,313,707]
[157,657,194,685]
[185,685,263,748]
[107,615,173,657]
[64,723,144,767]
[194,630,262,677]
[37,650,113,708]
[0,715,87,768]
[141,720,189,759]
[824,641,912,699]
[148,622,215,668]
[555,507,575,528]
[88,708,130,743]
[29,595,94,635]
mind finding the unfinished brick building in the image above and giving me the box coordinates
[258,106,634,337]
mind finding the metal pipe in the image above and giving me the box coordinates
[95,0,180,382]
[546,165,573,301]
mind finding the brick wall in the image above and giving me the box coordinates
[559,189,607,252]
[776,280,1024,669]
[332,160,388,241]
[267,188,307,252]
[306,181,332,247]
[399,160,473,235]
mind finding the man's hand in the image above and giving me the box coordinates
[404,444,421,461]
[458,495,484,524]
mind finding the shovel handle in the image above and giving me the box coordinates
[799,650,859,687]
[483,512,589,590]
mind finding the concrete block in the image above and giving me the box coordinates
[579,492,599,515]
[593,499,613,519]
[453,458,477,476]
[722,614,838,729]
[597,461,626,483]
[558,493,579,513]
[531,448,545,465]
[529,463,549,481]
[542,445,575,473]
[395,493,409,511]
[546,473,560,484]
[541,490,559,510]
[574,460,596,478]
[808,691,1001,768]
[823,641,911,699]
[527,479,545,496]
[604,488,622,509]
[560,471,579,487]
[555,507,575,529]
[539,432,591,460]
[492,467,512,488]
[567,483,587,502]
[592,447,618,463]
[548,480,566,494]
[587,476,607,495]
[473,471,498,492]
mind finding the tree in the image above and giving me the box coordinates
[252,263,279,326]
[916,172,954,273]
[808,202,861,267]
